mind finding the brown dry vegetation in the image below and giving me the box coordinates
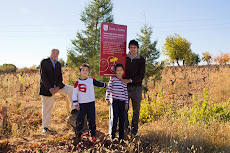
[0,66,230,152]
[156,65,230,105]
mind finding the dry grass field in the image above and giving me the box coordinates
[0,66,230,152]
[155,65,230,105]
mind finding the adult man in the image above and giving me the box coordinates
[122,40,145,136]
[39,49,75,133]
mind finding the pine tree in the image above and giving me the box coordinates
[67,0,114,76]
[136,24,161,96]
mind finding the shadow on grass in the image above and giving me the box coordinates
[140,130,230,153]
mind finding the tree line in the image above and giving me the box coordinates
[2,0,229,75]
[162,34,230,66]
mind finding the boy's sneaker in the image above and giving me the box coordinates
[91,136,97,145]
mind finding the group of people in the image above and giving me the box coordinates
[39,40,145,143]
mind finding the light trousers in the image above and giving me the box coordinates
[41,85,74,128]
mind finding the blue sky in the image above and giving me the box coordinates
[0,0,229,68]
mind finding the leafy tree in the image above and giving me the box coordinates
[0,64,17,72]
[162,34,192,66]
[214,53,230,65]
[136,24,161,96]
[202,52,212,65]
[184,52,200,65]
[67,0,114,76]
[222,53,230,64]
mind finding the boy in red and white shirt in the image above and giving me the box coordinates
[106,64,128,141]
[72,63,107,143]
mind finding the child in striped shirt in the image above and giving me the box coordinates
[106,63,128,141]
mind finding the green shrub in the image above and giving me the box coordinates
[0,64,17,73]
[132,93,168,123]
[134,90,230,124]
[189,90,230,123]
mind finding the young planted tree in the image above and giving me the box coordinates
[136,25,161,96]
[162,34,193,66]
[214,53,230,65]
[202,52,212,65]
[67,0,114,76]
[222,53,230,64]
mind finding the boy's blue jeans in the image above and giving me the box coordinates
[76,101,96,137]
[111,99,126,139]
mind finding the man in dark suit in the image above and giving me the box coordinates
[39,49,74,133]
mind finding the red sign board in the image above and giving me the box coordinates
[100,22,127,76]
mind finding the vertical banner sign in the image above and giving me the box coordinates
[100,22,127,76]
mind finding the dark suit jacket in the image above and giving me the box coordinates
[39,58,65,96]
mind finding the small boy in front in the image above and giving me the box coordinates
[106,63,128,141]
[72,63,107,143]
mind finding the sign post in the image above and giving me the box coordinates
[100,22,127,134]
[100,22,127,77]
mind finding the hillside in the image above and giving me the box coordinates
[0,65,230,152]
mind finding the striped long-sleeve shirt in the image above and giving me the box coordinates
[105,77,128,103]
